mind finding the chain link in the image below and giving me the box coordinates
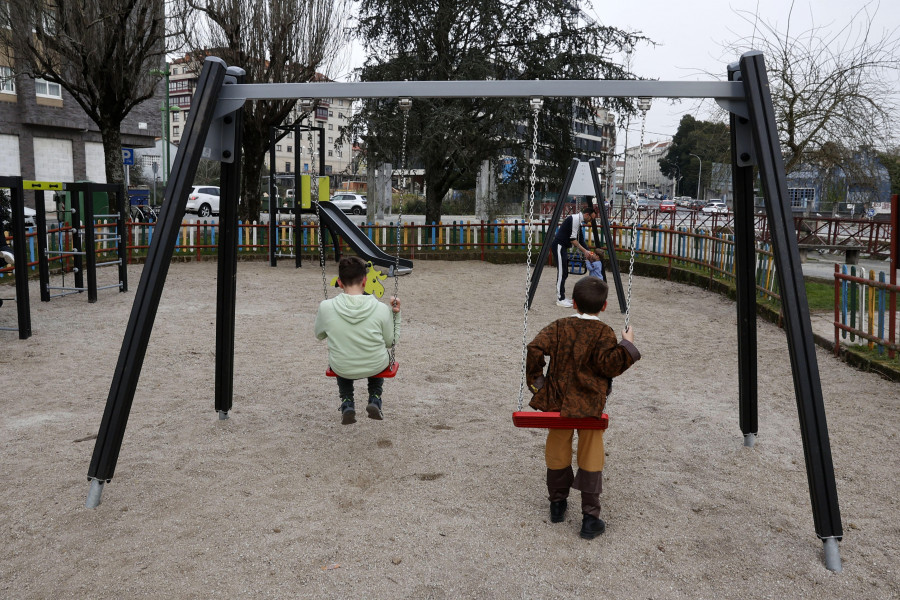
[624,98,651,332]
[308,122,328,301]
[389,99,411,365]
[518,97,542,411]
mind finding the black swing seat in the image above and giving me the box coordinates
[326,362,399,379]
[512,411,609,430]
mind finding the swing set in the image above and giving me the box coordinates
[85,52,845,571]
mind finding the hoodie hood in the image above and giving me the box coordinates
[332,293,380,324]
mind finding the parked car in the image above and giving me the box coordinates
[675,197,694,207]
[329,193,367,215]
[689,199,706,210]
[633,198,650,211]
[701,200,729,214]
[659,200,677,213]
[185,185,221,218]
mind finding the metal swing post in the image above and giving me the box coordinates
[214,69,246,420]
[86,57,233,507]
[739,50,843,571]
[728,63,759,448]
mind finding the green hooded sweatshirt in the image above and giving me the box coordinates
[314,293,401,380]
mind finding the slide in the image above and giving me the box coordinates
[315,201,413,273]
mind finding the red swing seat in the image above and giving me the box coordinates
[512,411,609,430]
[326,362,399,379]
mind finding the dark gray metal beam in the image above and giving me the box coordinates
[740,50,843,571]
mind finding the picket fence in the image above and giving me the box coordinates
[833,264,899,361]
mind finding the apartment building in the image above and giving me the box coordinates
[621,139,673,196]
[166,55,353,176]
[0,63,160,183]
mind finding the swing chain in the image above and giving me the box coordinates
[625,98,651,332]
[309,123,328,301]
[389,99,411,365]
[518,96,542,411]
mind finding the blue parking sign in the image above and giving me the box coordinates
[122,148,134,165]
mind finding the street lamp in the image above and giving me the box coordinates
[150,66,181,184]
[689,153,702,201]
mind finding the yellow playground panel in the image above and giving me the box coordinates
[299,175,329,209]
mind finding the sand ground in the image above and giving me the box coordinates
[1,259,898,599]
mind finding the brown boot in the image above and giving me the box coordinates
[546,467,574,522]
[573,469,602,518]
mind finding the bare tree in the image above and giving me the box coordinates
[1,0,167,184]
[723,1,900,173]
[174,0,350,220]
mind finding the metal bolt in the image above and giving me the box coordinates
[223,150,232,159]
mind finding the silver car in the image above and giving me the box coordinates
[185,185,221,218]
[328,193,367,215]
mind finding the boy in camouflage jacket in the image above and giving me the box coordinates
[526,277,640,539]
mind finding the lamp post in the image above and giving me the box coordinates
[689,153,702,201]
[150,66,180,185]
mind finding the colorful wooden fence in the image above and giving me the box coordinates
[833,264,899,360]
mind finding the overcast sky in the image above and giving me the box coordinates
[336,0,899,153]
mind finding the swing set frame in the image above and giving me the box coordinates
[84,52,844,571]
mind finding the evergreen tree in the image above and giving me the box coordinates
[351,0,647,223]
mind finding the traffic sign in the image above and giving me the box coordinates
[122,148,134,165]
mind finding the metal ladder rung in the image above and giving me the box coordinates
[94,214,120,219]
[94,236,121,242]
[45,250,87,256]
[96,260,122,268]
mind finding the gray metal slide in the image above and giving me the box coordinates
[315,201,413,273]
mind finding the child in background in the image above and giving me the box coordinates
[314,256,401,424]
[526,277,640,539]
[585,247,606,281]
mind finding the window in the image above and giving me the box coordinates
[328,137,333,143]
[328,150,333,157]
[303,163,309,172]
[276,145,282,151]
[171,67,178,75]
[34,78,61,99]
[171,112,179,123]
[285,162,291,172]
[328,110,333,117]
[287,146,292,153]
[338,112,344,119]
[328,124,333,130]
[0,66,15,94]
[172,125,180,136]
[788,188,815,209]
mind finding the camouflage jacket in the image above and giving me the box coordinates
[526,315,640,418]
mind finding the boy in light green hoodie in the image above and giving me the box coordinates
[315,256,401,424]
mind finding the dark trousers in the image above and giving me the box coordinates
[552,240,569,301]
[336,376,384,402]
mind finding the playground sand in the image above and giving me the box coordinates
[1,260,898,599]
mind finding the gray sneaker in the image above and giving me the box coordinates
[339,399,356,425]
[366,396,383,420]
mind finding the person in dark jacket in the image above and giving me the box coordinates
[527,277,640,539]
[551,204,596,307]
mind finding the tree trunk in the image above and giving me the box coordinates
[100,124,125,186]
[240,126,266,221]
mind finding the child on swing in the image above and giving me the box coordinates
[526,276,640,539]
[315,256,401,425]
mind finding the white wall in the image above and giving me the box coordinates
[33,137,74,182]
[84,142,107,183]
[0,134,21,176]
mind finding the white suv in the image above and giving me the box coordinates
[701,200,728,214]
[186,186,220,217]
[328,193,367,215]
